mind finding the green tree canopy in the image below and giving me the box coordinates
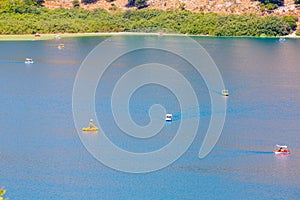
[0,5,296,36]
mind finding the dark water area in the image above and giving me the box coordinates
[0,36,300,199]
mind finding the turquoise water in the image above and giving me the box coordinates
[0,36,300,199]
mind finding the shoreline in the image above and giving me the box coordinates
[0,32,299,41]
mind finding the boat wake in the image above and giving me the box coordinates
[242,150,274,155]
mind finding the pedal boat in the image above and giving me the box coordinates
[274,145,291,154]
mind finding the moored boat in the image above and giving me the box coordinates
[279,38,286,43]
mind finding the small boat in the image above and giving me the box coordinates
[222,89,229,96]
[274,144,291,154]
[82,119,99,132]
[55,35,61,40]
[58,44,65,49]
[34,33,41,38]
[279,38,286,43]
[82,127,99,131]
[25,58,34,64]
[165,114,172,122]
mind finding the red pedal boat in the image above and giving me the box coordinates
[274,145,291,154]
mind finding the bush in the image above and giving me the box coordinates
[109,3,117,11]
[179,3,186,10]
[72,0,80,7]
[259,0,284,7]
[81,0,98,4]
[127,0,148,9]
[135,0,148,9]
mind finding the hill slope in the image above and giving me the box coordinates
[44,0,300,29]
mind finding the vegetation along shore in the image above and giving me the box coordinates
[0,0,299,37]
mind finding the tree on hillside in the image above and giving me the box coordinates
[259,0,284,6]
[81,0,98,4]
[24,0,45,6]
[35,0,45,6]
[282,15,298,31]
[127,0,148,8]
[72,0,80,7]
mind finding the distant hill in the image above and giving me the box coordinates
[44,0,300,29]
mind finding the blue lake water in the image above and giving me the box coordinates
[0,36,300,199]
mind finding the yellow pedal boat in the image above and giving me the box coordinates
[82,127,99,131]
[82,119,98,132]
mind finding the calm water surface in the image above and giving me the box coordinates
[0,36,300,199]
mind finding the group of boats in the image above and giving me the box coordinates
[74,45,290,155]
[25,35,64,64]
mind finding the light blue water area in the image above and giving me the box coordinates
[0,36,300,199]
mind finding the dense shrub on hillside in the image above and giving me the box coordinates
[127,0,148,9]
[72,0,80,7]
[259,0,284,6]
[81,0,98,4]
[0,3,297,36]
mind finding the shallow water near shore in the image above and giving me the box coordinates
[0,36,300,199]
